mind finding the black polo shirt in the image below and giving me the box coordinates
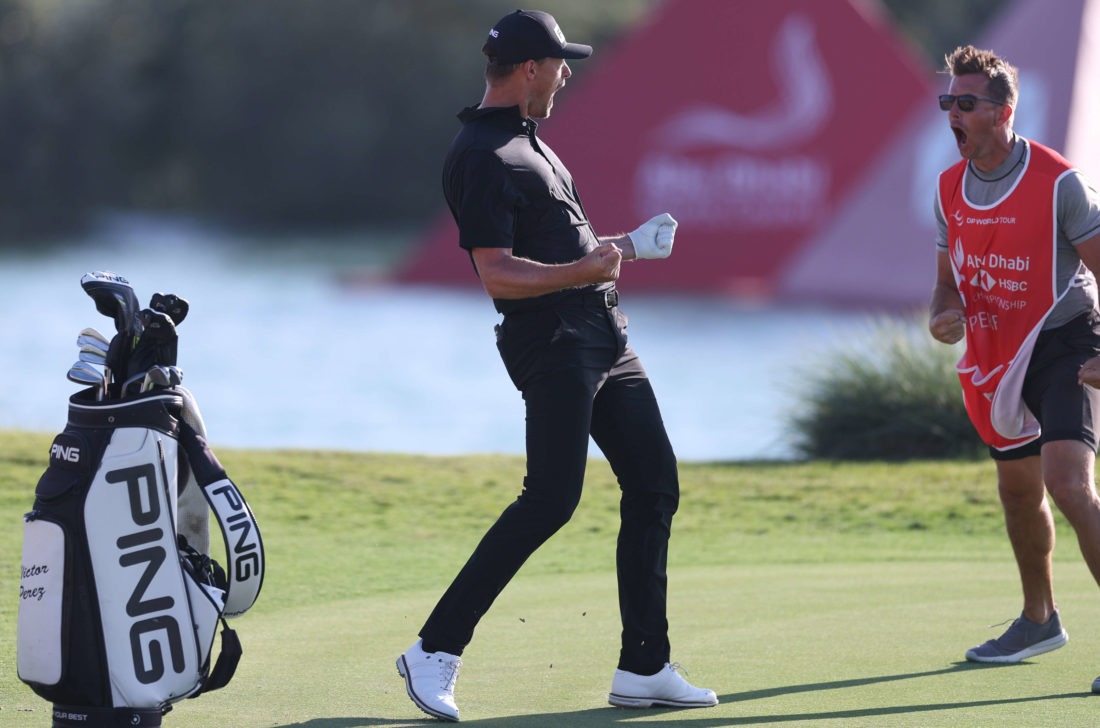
[442,104,608,312]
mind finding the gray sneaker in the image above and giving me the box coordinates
[965,610,1068,663]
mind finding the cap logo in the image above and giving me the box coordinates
[552,25,565,44]
[489,28,499,38]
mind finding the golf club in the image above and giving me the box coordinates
[79,341,108,358]
[150,292,189,326]
[121,371,146,397]
[128,308,178,377]
[67,361,106,401]
[77,347,111,398]
[142,366,171,392]
[77,335,109,354]
[81,271,143,385]
[78,350,108,367]
[80,272,142,334]
[78,328,110,347]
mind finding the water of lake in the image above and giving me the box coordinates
[0,216,911,462]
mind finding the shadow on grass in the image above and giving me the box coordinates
[723,661,1002,702]
[270,720,436,727]
[270,662,1092,727]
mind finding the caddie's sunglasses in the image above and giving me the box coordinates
[939,94,1005,112]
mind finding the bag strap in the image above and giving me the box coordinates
[201,620,242,693]
[176,421,265,617]
[200,477,265,616]
[174,420,261,697]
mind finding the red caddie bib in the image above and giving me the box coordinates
[939,140,1075,450]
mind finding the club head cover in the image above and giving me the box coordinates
[150,292,190,326]
[128,309,179,377]
[81,271,142,335]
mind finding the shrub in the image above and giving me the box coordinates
[789,314,984,460]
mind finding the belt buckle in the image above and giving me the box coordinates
[603,290,618,308]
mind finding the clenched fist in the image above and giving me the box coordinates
[1079,356,1100,388]
[628,213,677,259]
[581,242,622,283]
[930,309,966,345]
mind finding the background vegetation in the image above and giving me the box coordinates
[791,316,985,461]
[0,0,1008,242]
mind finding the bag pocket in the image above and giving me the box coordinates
[179,539,227,674]
[36,431,92,502]
[17,514,69,688]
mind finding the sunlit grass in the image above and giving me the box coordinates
[7,429,1093,728]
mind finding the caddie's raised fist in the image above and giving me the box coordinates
[1079,355,1100,388]
[628,213,678,259]
[930,309,966,345]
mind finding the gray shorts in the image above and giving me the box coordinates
[992,311,1100,461]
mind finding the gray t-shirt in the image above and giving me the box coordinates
[935,136,1100,329]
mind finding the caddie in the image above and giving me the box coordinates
[929,45,1100,689]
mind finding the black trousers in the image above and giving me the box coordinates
[419,298,679,674]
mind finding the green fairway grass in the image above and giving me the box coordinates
[3,428,1099,727]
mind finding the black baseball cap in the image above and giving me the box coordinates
[482,9,593,64]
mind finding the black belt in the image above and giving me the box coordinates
[571,289,618,309]
[496,288,618,314]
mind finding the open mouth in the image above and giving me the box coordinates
[952,126,968,147]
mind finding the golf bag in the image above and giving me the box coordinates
[17,385,265,728]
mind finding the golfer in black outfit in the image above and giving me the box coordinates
[395,10,717,722]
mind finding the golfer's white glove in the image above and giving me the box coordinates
[628,213,678,259]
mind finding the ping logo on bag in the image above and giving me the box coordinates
[50,443,80,463]
[106,463,187,684]
[49,433,87,467]
[84,431,206,707]
[204,479,264,617]
[209,483,260,580]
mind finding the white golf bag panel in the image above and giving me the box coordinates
[17,518,66,687]
[17,388,264,723]
[83,425,206,707]
[18,423,112,709]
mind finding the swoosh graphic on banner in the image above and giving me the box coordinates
[652,14,832,151]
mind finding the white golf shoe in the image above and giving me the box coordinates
[396,639,462,722]
[608,662,718,709]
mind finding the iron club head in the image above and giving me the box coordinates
[78,349,107,367]
[79,341,108,358]
[67,361,106,401]
[141,366,171,392]
[78,328,110,347]
[77,335,109,354]
[67,361,104,386]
